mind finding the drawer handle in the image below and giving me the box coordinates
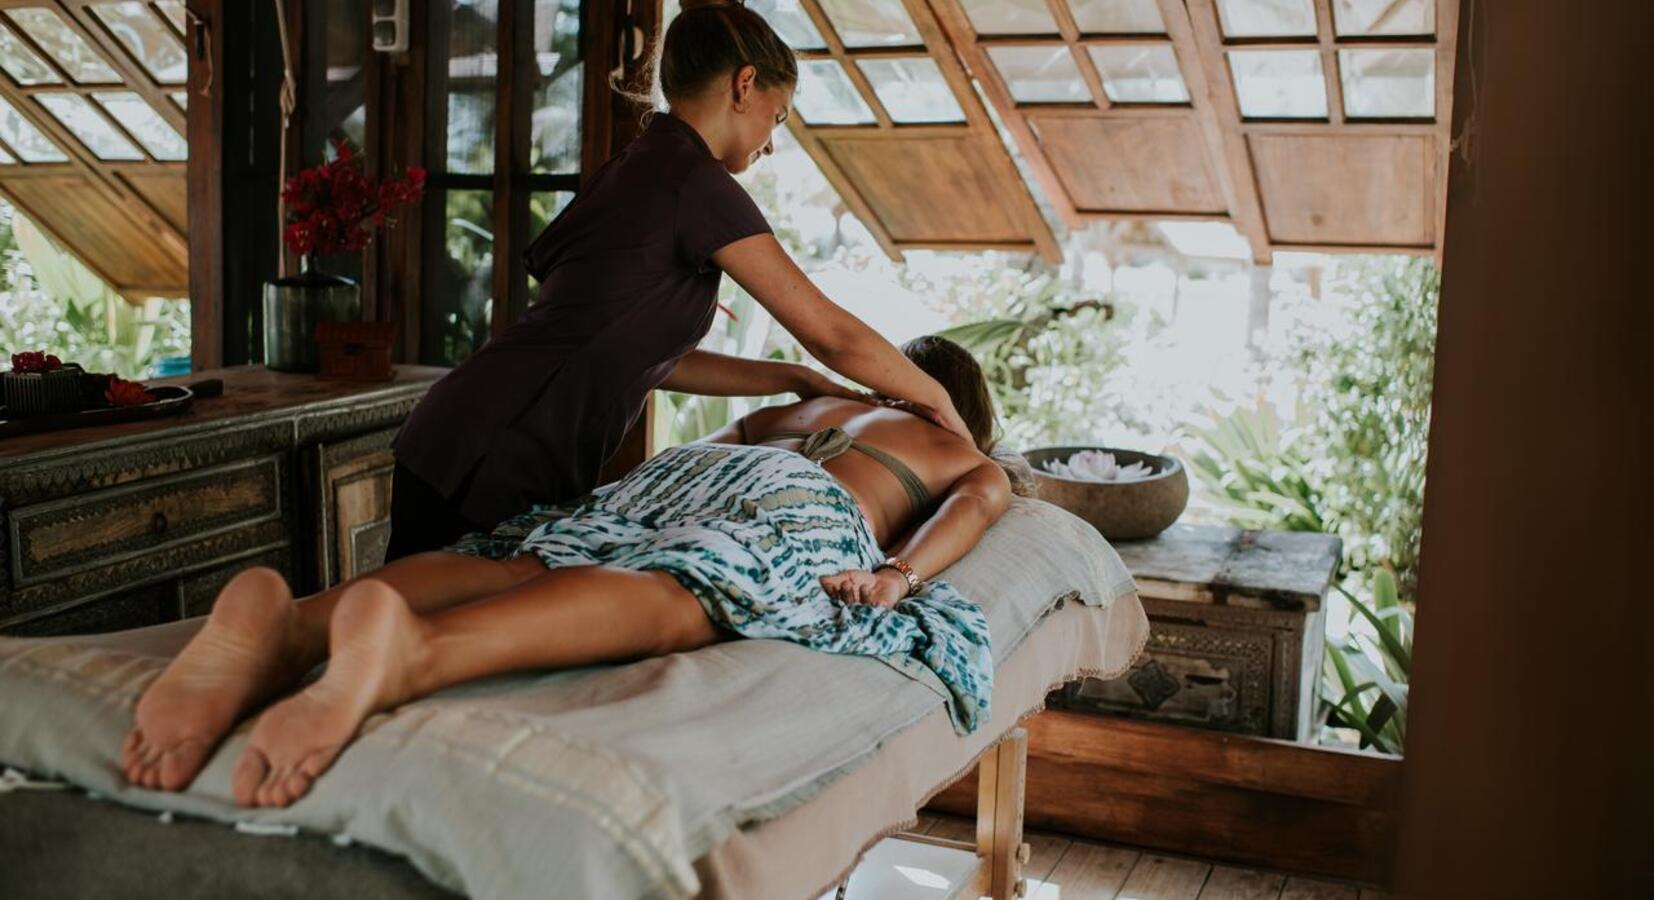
[151,510,168,534]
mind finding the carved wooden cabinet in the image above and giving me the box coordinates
[1052,525,1341,741]
[0,366,444,637]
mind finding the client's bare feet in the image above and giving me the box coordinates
[232,579,428,808]
[124,567,308,791]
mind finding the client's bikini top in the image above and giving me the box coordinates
[763,427,933,514]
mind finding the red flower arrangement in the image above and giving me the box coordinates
[10,351,63,373]
[105,375,156,408]
[280,140,426,260]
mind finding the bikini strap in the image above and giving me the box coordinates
[848,442,933,513]
[768,429,932,512]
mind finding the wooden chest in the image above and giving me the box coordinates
[0,366,444,637]
[1052,524,1341,740]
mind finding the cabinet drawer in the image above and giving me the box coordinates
[8,456,285,588]
[1,585,175,637]
[176,546,293,618]
[1054,619,1276,736]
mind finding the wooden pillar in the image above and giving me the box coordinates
[596,0,663,483]
[1395,1,1654,897]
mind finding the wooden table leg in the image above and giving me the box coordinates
[974,728,1029,899]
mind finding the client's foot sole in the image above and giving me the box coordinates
[232,580,426,808]
[123,568,300,791]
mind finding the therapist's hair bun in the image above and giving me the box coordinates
[645,0,797,106]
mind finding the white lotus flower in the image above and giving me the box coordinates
[1043,450,1157,483]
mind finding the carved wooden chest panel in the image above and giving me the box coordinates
[0,366,443,637]
[1051,524,1341,740]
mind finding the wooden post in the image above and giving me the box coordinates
[975,728,1029,900]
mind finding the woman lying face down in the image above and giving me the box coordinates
[122,336,1013,808]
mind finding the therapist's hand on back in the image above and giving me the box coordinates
[789,366,874,403]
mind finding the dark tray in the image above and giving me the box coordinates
[0,384,194,439]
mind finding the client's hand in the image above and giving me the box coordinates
[820,568,908,608]
[791,367,874,403]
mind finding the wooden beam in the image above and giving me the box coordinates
[782,116,902,261]
[1313,0,1345,124]
[1166,0,1274,262]
[60,0,189,137]
[926,0,1084,232]
[0,11,187,268]
[795,0,893,129]
[184,0,221,370]
[1432,0,1458,262]
[927,712,1403,887]
[1241,120,1436,135]
[489,0,519,338]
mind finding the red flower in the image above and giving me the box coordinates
[279,140,426,259]
[105,376,155,408]
[10,351,63,373]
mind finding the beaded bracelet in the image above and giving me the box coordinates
[876,556,922,596]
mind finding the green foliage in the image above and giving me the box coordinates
[1326,567,1411,754]
[1184,399,1326,533]
[1298,257,1438,596]
[0,205,190,380]
[1182,256,1437,753]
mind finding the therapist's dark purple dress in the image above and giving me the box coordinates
[387,114,772,554]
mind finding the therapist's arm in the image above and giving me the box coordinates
[712,234,973,444]
[659,350,862,400]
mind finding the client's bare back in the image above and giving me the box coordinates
[731,397,986,543]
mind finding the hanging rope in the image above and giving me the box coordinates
[272,0,298,278]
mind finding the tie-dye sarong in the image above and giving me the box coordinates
[449,442,994,733]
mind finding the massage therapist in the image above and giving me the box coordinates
[385,0,972,558]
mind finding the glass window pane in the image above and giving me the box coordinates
[37,93,142,159]
[5,8,120,83]
[959,0,1057,36]
[170,90,186,111]
[987,45,1089,104]
[816,0,920,48]
[530,0,582,175]
[93,90,185,159]
[1332,0,1433,36]
[1088,44,1189,103]
[303,1,367,165]
[155,0,187,34]
[856,57,963,123]
[750,0,826,49]
[1339,47,1434,117]
[443,0,496,174]
[0,96,66,161]
[0,23,62,84]
[1215,0,1316,37]
[1069,0,1166,34]
[793,59,874,124]
[427,189,495,365]
[1227,49,1326,117]
[528,191,575,249]
[91,2,188,83]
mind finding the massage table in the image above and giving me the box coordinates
[0,496,1148,900]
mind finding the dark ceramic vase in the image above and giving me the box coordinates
[262,268,360,373]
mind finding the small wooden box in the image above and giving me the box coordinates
[1054,524,1341,740]
[316,321,396,382]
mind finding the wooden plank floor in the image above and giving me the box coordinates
[837,814,1389,900]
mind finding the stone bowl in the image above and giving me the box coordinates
[1023,446,1189,541]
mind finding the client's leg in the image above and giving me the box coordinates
[124,552,545,792]
[233,565,723,807]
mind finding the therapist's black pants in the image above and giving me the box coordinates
[383,463,485,563]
